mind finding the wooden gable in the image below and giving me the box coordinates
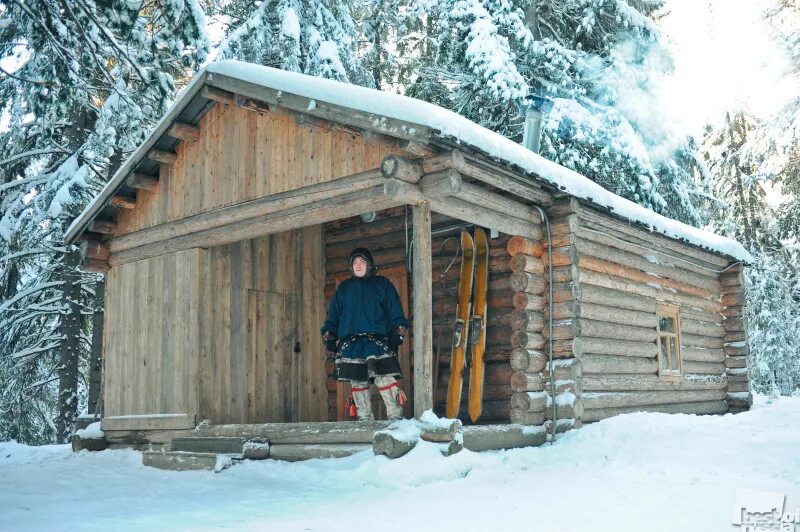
[116,102,402,236]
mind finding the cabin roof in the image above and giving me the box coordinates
[65,60,751,264]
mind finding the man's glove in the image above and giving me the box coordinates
[388,326,406,350]
[322,331,337,355]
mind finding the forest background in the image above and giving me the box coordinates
[1,0,798,444]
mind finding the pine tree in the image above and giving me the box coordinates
[745,250,800,396]
[398,0,711,227]
[213,0,370,85]
[0,0,209,443]
[751,0,800,244]
[703,109,800,397]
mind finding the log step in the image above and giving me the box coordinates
[461,424,547,451]
[171,437,245,454]
[142,451,239,472]
[268,443,370,461]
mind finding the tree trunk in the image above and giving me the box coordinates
[56,248,81,442]
[88,278,105,415]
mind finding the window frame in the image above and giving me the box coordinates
[656,303,683,380]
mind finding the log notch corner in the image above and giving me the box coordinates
[721,264,752,413]
[508,198,584,435]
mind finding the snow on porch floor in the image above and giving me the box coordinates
[2,395,799,532]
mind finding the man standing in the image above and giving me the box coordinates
[321,248,409,420]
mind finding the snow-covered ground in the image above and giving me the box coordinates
[2,395,799,532]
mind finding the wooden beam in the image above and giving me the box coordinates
[88,220,117,235]
[294,112,332,132]
[108,185,401,266]
[431,195,542,239]
[269,443,370,461]
[421,150,466,174]
[101,413,195,431]
[110,195,136,209]
[77,231,105,243]
[147,149,177,165]
[383,178,543,238]
[126,172,159,191]
[167,121,200,142]
[412,201,434,417]
[79,238,110,261]
[455,182,543,224]
[206,72,432,143]
[79,258,110,274]
[397,138,435,157]
[421,150,553,206]
[360,128,397,146]
[233,93,273,114]
[201,85,235,105]
[381,155,423,183]
[461,424,546,451]
[419,169,462,197]
[110,168,385,255]
[383,178,425,204]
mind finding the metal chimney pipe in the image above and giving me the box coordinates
[522,95,551,154]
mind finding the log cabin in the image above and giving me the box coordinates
[65,60,753,463]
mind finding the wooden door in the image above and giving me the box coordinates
[199,227,326,424]
[247,290,301,423]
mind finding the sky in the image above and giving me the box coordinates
[658,0,795,136]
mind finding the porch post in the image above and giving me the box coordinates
[412,202,433,417]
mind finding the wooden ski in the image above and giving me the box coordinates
[468,227,489,422]
[446,229,475,419]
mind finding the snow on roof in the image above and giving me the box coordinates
[68,59,750,263]
[206,61,751,263]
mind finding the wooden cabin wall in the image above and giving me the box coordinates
[114,104,399,236]
[504,221,578,433]
[548,200,746,423]
[102,227,326,425]
[719,264,752,413]
[198,226,326,424]
[103,248,204,418]
[323,207,516,424]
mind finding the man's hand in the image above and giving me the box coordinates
[388,326,407,349]
[322,331,337,355]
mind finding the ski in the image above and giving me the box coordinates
[468,227,489,422]
[446,229,475,419]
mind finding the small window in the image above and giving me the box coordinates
[656,304,682,378]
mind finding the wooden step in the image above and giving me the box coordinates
[142,451,239,472]
[171,437,244,454]
[268,443,370,461]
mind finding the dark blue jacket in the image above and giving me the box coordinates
[321,275,410,358]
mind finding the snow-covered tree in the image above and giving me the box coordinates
[748,0,800,244]
[745,250,800,397]
[213,0,370,85]
[399,0,711,226]
[703,111,774,250]
[0,1,209,443]
[703,107,800,397]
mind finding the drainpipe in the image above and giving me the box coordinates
[520,94,558,442]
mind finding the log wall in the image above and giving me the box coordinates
[554,199,749,423]
[720,264,753,412]
[507,203,584,433]
[323,207,515,423]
